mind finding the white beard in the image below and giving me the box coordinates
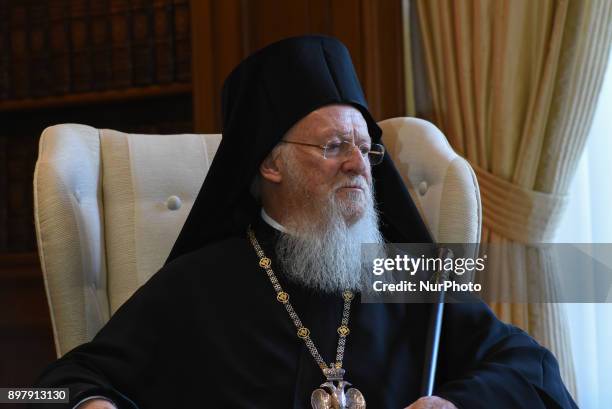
[275,161,385,294]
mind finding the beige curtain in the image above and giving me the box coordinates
[412,0,612,399]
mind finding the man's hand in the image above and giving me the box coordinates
[76,399,118,409]
[405,396,458,409]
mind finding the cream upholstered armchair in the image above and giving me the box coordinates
[33,118,481,357]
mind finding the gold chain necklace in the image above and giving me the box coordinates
[247,226,366,408]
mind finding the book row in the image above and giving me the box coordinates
[0,0,192,100]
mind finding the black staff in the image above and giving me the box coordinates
[421,247,454,396]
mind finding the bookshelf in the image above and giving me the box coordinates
[0,0,191,100]
[0,0,196,389]
[0,0,194,254]
[0,83,192,111]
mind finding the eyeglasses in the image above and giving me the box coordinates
[279,138,385,165]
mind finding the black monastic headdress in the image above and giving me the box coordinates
[166,35,432,264]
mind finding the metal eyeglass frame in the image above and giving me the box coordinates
[279,139,385,165]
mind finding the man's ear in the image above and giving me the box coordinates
[259,150,283,183]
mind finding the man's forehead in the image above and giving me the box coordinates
[300,105,369,137]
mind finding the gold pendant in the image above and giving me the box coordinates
[311,367,366,409]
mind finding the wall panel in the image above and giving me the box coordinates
[191,0,406,132]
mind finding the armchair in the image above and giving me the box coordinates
[33,117,481,357]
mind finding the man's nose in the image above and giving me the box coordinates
[341,145,368,176]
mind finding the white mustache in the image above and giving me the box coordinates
[334,177,369,191]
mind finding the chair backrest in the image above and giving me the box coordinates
[34,117,480,357]
[378,118,481,244]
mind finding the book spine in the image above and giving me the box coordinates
[48,0,72,95]
[0,135,7,251]
[0,1,9,100]
[9,2,30,99]
[90,0,112,90]
[29,1,52,98]
[26,132,38,250]
[69,0,93,92]
[131,0,154,86]
[153,0,174,83]
[109,0,132,89]
[172,0,191,83]
[6,135,29,251]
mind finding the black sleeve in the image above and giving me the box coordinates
[31,263,184,409]
[433,302,578,409]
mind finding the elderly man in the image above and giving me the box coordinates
[34,36,576,409]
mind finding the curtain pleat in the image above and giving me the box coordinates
[412,0,612,399]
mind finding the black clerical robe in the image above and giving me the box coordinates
[34,217,577,409]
